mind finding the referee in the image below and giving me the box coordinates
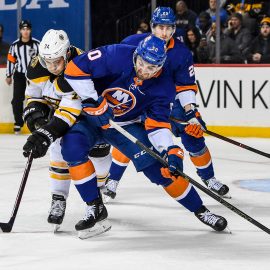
[5,20,39,134]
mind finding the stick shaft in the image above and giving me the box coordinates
[109,120,270,234]
[169,116,270,159]
[0,153,33,232]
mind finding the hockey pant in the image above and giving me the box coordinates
[61,119,203,212]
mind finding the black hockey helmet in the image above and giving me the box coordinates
[19,20,32,29]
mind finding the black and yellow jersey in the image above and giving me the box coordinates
[25,46,83,129]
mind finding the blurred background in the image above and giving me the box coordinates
[0,0,270,136]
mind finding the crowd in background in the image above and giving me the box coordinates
[135,0,270,64]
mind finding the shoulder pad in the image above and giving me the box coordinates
[27,57,51,81]
[54,75,74,93]
[68,46,84,61]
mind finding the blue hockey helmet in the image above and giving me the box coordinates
[151,7,176,26]
[134,35,167,66]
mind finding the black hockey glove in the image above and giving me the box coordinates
[23,127,56,159]
[23,103,50,132]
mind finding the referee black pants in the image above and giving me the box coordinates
[11,71,27,127]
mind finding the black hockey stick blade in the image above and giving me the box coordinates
[0,217,14,232]
[0,153,33,233]
[109,120,270,235]
[170,116,270,159]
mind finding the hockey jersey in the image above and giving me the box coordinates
[64,44,176,133]
[121,33,198,107]
[25,46,83,130]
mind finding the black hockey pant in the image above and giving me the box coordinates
[11,71,27,127]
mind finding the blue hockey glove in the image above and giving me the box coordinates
[161,145,184,178]
[184,109,206,138]
[82,96,114,129]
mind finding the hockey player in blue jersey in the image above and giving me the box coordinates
[61,35,227,235]
[104,6,230,202]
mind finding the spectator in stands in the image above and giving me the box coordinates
[206,0,228,25]
[196,11,213,41]
[246,17,270,63]
[184,26,202,63]
[5,20,39,134]
[0,24,10,65]
[137,18,150,33]
[224,13,252,57]
[175,0,197,30]
[199,22,243,63]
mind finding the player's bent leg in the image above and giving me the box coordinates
[143,162,228,231]
[103,147,131,201]
[181,134,230,197]
[62,129,111,238]
[89,143,111,187]
[48,140,71,231]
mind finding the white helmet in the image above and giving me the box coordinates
[39,29,70,67]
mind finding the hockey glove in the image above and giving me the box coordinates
[23,127,56,159]
[161,145,184,179]
[23,103,50,132]
[184,109,206,138]
[82,96,114,129]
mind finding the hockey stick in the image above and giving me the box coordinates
[170,116,270,159]
[0,153,33,233]
[109,119,270,235]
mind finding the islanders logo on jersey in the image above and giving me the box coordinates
[102,88,136,116]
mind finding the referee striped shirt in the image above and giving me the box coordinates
[6,37,40,77]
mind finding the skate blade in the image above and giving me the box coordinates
[52,224,61,233]
[225,225,232,234]
[222,192,232,199]
[78,219,111,240]
[102,194,112,204]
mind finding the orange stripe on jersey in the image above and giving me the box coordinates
[65,60,90,77]
[112,147,130,163]
[145,117,171,130]
[190,149,211,167]
[69,160,95,180]
[176,85,198,93]
[163,176,189,198]
[167,38,175,50]
[7,53,16,63]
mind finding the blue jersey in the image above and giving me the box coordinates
[122,34,198,96]
[64,44,176,133]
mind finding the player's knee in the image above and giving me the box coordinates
[89,143,111,158]
[143,162,172,186]
[61,133,90,164]
[181,133,206,153]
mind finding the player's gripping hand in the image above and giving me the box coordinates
[161,145,184,178]
[23,104,49,132]
[82,96,114,129]
[184,109,206,138]
[23,127,55,158]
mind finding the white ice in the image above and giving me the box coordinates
[0,134,270,270]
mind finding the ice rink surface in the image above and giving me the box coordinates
[0,134,270,270]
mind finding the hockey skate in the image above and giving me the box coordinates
[47,194,66,232]
[195,205,228,232]
[101,179,119,203]
[204,177,231,198]
[75,197,111,239]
